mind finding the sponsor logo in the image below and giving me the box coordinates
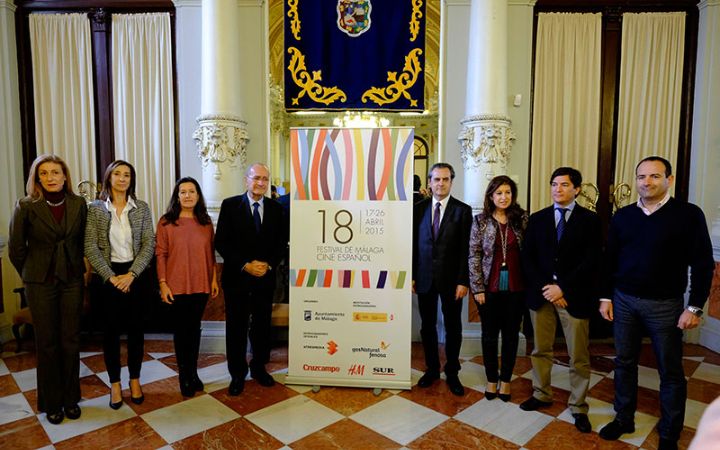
[303,364,340,373]
[351,342,389,359]
[353,312,388,322]
[372,367,396,376]
[347,364,365,376]
[304,310,312,321]
[302,331,329,339]
[313,312,345,322]
[327,340,338,355]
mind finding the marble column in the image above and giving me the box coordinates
[459,0,515,212]
[193,0,249,220]
[690,0,720,352]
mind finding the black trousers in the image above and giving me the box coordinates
[224,281,273,380]
[418,284,463,376]
[476,291,525,383]
[101,262,145,383]
[25,278,83,413]
[172,293,208,379]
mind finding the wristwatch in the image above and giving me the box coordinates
[687,306,704,318]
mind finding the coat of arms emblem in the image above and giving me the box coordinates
[337,0,372,37]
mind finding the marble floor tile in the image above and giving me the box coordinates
[686,377,720,404]
[641,425,697,450]
[79,353,106,373]
[141,393,240,443]
[143,340,176,353]
[12,367,37,392]
[690,362,720,384]
[0,415,52,450]
[124,376,186,415]
[291,418,402,449]
[78,361,93,378]
[173,416,284,450]
[78,351,102,359]
[399,379,484,416]
[196,361,232,393]
[212,380,298,416]
[350,395,448,446]
[95,359,176,388]
[454,397,554,446]
[196,353,227,369]
[0,358,10,376]
[158,354,179,373]
[524,418,634,450]
[608,364,661,391]
[2,352,37,372]
[79,374,112,401]
[589,355,616,374]
[457,360,488,391]
[684,398,708,430]
[53,416,167,450]
[588,377,662,418]
[246,395,344,444]
[408,417,520,449]
[682,358,702,376]
[304,385,392,416]
[0,373,21,396]
[148,352,174,359]
[0,392,35,426]
[23,389,39,413]
[39,394,137,444]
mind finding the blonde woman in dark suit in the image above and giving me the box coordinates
[9,154,87,425]
[85,160,155,409]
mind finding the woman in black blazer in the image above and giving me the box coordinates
[85,160,155,409]
[9,154,87,425]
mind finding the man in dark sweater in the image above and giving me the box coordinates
[599,156,714,450]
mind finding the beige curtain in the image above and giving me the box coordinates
[29,13,96,183]
[530,13,602,212]
[615,12,685,199]
[112,13,175,221]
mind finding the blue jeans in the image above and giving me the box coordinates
[612,290,686,441]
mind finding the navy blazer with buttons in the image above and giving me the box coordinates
[522,203,602,319]
[412,196,473,294]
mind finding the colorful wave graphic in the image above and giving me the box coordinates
[290,269,408,289]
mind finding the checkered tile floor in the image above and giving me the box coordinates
[1,338,718,449]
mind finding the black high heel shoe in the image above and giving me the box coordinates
[484,382,498,400]
[498,381,511,402]
[109,383,123,409]
[130,379,144,404]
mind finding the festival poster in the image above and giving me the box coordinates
[285,127,413,389]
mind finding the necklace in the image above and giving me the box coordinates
[46,197,66,207]
[498,221,509,267]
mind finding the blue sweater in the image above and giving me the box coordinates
[602,198,714,308]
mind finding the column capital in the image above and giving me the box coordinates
[0,0,16,12]
[458,116,515,173]
[699,0,720,10]
[193,114,249,180]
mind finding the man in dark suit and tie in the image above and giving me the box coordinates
[413,162,472,396]
[215,163,288,395]
[519,167,601,433]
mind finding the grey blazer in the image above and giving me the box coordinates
[84,198,155,281]
[8,194,87,283]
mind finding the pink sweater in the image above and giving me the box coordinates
[156,217,215,295]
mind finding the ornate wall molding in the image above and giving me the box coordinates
[193,114,249,180]
[458,115,515,173]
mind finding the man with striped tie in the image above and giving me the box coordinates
[519,167,602,434]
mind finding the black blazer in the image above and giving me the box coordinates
[215,193,288,291]
[412,196,473,294]
[522,204,601,319]
[9,194,87,283]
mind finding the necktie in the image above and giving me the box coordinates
[253,202,261,233]
[432,202,441,239]
[556,207,568,241]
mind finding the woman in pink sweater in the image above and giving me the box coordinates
[156,177,218,397]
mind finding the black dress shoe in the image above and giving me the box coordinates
[446,375,465,396]
[658,438,678,450]
[417,371,440,388]
[46,410,64,425]
[64,405,81,420]
[573,413,592,433]
[599,419,635,440]
[519,397,553,411]
[192,374,204,392]
[228,378,245,396]
[180,377,195,397]
[109,398,123,410]
[131,393,145,405]
[252,371,276,387]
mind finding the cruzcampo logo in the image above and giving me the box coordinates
[337,0,372,37]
